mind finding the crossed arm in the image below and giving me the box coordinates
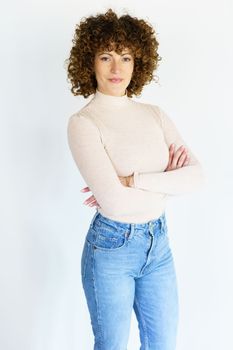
[81,142,191,208]
[68,105,206,214]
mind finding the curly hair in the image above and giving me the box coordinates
[64,8,162,98]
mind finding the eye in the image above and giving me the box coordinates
[100,56,109,61]
[123,57,131,62]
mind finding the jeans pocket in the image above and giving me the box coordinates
[86,222,129,251]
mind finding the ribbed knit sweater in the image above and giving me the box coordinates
[67,89,205,223]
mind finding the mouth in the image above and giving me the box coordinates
[109,78,123,84]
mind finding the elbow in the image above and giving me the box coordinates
[94,185,138,217]
[93,186,126,217]
[177,164,207,195]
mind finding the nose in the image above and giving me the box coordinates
[110,60,120,74]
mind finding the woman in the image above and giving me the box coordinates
[65,8,205,350]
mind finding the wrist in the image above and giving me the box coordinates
[128,174,134,187]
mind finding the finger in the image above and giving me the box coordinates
[166,152,189,171]
[90,200,98,206]
[168,144,175,167]
[80,186,90,192]
[165,144,174,171]
[84,197,100,207]
[177,152,188,168]
[86,200,97,206]
[171,146,186,169]
[83,195,95,205]
[90,201,100,207]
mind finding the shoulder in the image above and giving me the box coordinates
[68,93,97,121]
[67,96,99,129]
[131,99,164,126]
[67,105,102,144]
[68,99,93,119]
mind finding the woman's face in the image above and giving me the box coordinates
[93,47,134,96]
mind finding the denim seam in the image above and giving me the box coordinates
[92,249,104,347]
[134,296,149,349]
[82,241,89,281]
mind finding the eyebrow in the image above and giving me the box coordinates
[98,52,132,56]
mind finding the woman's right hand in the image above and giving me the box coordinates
[165,144,190,171]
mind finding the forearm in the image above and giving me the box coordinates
[132,164,206,195]
[131,104,207,195]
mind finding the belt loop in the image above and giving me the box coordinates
[160,211,167,232]
[128,223,135,240]
[90,210,99,228]
[159,212,165,229]
[149,221,154,236]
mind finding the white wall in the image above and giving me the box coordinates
[1,1,232,349]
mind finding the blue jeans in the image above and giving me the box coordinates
[81,211,179,350]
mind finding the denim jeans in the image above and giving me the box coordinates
[81,210,179,350]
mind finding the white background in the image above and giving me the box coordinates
[1,1,233,349]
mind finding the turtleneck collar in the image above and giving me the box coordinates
[91,88,131,107]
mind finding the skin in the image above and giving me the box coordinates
[93,46,134,97]
[81,47,190,208]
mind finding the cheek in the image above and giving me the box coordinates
[94,69,104,81]
[95,64,108,77]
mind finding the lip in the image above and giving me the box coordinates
[109,78,123,84]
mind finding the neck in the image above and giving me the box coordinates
[91,88,131,107]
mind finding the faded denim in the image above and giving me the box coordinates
[81,210,179,350]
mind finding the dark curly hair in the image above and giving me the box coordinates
[64,8,162,98]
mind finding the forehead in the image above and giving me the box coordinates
[97,48,132,55]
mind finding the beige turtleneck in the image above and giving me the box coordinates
[67,89,206,223]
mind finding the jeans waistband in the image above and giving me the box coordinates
[90,210,166,231]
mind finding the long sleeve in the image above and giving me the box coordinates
[133,105,206,195]
[67,114,167,218]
